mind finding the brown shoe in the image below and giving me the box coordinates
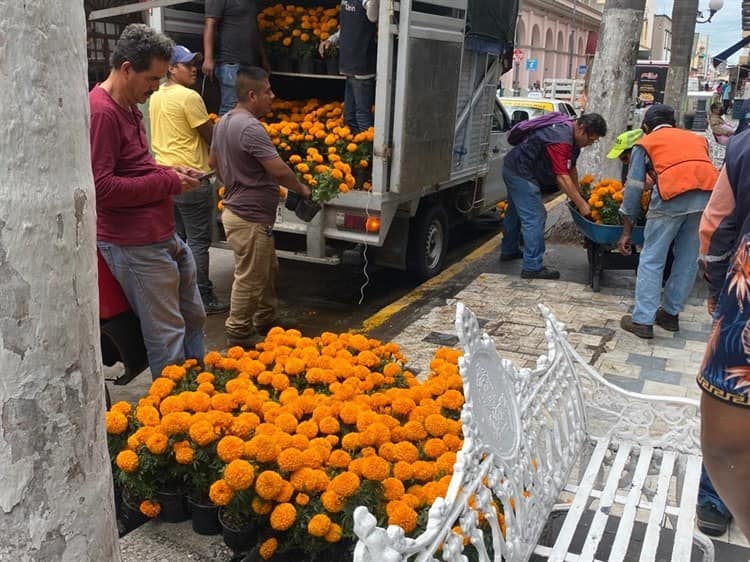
[655,308,679,332]
[620,315,654,339]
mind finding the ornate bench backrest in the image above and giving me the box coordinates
[353,303,590,562]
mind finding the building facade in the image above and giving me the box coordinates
[691,33,710,80]
[500,0,603,94]
[650,14,672,62]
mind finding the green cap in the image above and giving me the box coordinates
[606,129,645,159]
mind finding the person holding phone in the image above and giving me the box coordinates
[150,45,228,315]
[90,25,207,379]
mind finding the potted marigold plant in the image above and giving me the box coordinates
[293,33,317,75]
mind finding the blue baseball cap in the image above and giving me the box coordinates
[171,45,202,65]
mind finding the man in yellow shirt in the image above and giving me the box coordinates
[150,45,228,315]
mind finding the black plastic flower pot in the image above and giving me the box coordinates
[276,56,294,73]
[285,189,300,211]
[314,59,326,75]
[219,508,258,553]
[155,489,190,523]
[121,492,149,533]
[188,498,221,536]
[294,199,322,222]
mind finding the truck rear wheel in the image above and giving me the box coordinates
[407,205,449,281]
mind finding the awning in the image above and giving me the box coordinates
[712,35,750,67]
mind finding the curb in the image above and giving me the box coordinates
[358,192,568,334]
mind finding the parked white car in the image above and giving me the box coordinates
[498,96,579,127]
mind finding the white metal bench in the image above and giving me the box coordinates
[353,303,714,562]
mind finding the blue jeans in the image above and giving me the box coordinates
[500,167,546,272]
[216,63,239,116]
[632,212,701,324]
[174,183,214,298]
[98,235,206,379]
[699,465,731,516]
[344,76,375,133]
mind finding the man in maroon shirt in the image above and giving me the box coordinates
[90,24,206,379]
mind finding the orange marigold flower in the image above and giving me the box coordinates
[321,490,345,513]
[175,445,195,464]
[318,415,340,435]
[443,434,463,451]
[252,434,282,463]
[423,438,448,459]
[161,412,191,435]
[270,502,297,531]
[393,461,414,481]
[252,497,273,515]
[259,538,278,560]
[255,470,284,500]
[217,436,245,463]
[383,477,406,500]
[230,412,260,439]
[339,402,360,425]
[106,411,128,434]
[224,459,256,491]
[437,451,457,473]
[424,414,450,437]
[438,389,464,411]
[197,382,215,395]
[209,479,234,506]
[326,449,351,469]
[401,421,427,441]
[341,432,360,451]
[211,393,237,413]
[115,450,139,473]
[277,447,305,473]
[330,471,361,497]
[412,460,437,482]
[188,420,219,446]
[307,513,332,537]
[148,378,175,400]
[204,351,222,367]
[110,401,132,416]
[190,391,212,412]
[285,357,306,375]
[139,500,161,518]
[158,395,186,416]
[295,493,310,506]
[161,364,186,382]
[361,455,390,481]
[296,420,319,439]
[135,404,161,427]
[145,433,168,455]
[386,500,418,533]
[275,480,295,502]
[392,441,419,463]
[274,412,298,433]
[325,523,343,543]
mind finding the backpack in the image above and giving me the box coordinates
[507,112,574,146]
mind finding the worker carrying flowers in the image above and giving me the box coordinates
[617,104,718,339]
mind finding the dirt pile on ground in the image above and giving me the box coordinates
[546,218,584,246]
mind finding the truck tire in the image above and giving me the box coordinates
[407,205,449,281]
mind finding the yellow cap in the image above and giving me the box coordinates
[606,129,645,159]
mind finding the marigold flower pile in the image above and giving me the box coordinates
[579,176,650,225]
[107,329,473,559]
[258,4,340,61]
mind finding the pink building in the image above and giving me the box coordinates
[500,0,603,95]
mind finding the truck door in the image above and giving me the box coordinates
[483,100,512,205]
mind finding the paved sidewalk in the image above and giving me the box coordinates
[387,241,749,552]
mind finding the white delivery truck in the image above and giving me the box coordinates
[88,0,519,280]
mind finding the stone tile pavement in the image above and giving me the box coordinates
[388,265,749,550]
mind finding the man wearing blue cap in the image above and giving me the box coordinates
[150,45,229,315]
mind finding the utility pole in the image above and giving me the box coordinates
[0,1,121,559]
[663,0,699,122]
[578,0,647,179]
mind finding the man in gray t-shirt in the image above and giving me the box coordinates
[203,0,269,116]
[209,67,310,348]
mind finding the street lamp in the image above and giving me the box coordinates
[697,0,723,23]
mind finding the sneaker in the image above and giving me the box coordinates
[620,315,654,339]
[500,251,523,262]
[202,293,229,316]
[655,308,679,332]
[697,502,731,536]
[521,267,560,280]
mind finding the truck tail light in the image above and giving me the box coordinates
[335,212,380,233]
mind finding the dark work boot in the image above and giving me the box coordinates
[202,292,229,316]
[620,315,654,339]
[521,267,560,280]
[655,308,679,332]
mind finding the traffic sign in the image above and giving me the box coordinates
[578,64,587,75]
[513,48,524,63]
[525,59,538,71]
